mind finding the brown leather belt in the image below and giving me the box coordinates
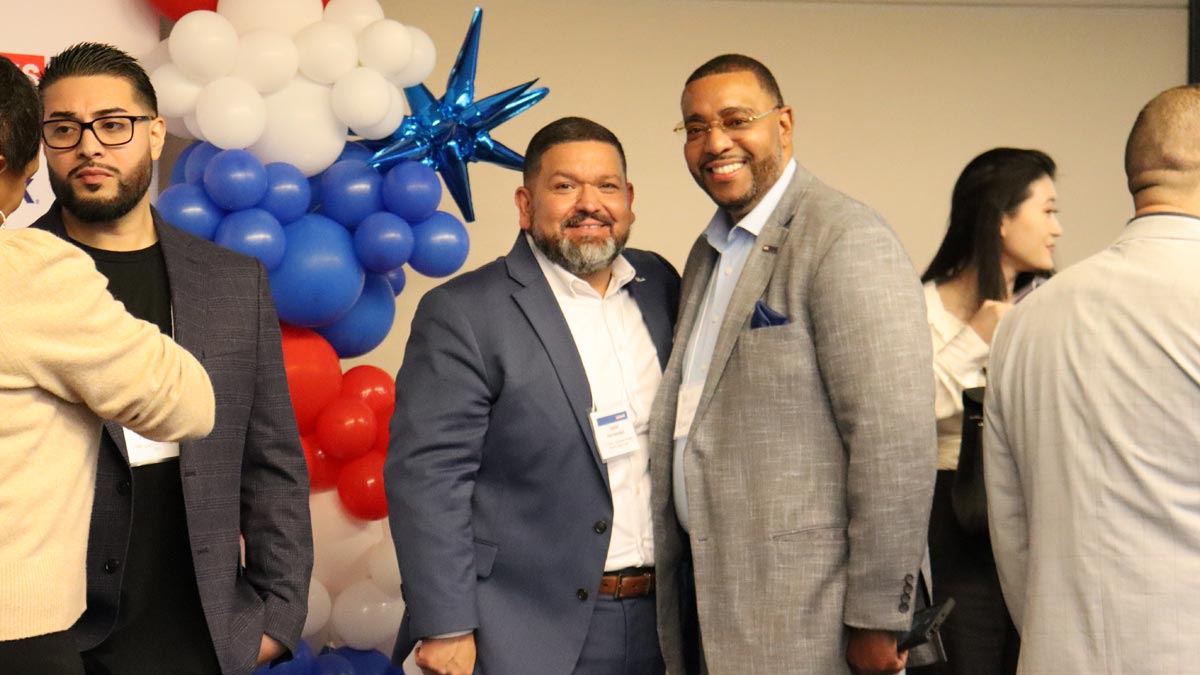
[599,567,655,599]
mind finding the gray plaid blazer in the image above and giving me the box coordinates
[650,165,937,675]
[35,205,312,675]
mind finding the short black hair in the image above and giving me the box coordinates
[40,42,157,116]
[922,147,1058,302]
[685,54,784,107]
[523,117,626,185]
[0,56,41,171]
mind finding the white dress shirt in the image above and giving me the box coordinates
[529,235,660,570]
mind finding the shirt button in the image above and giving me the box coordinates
[103,559,121,574]
[577,588,589,601]
[723,267,732,276]
[116,480,131,496]
[593,520,608,534]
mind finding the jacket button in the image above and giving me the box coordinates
[905,573,915,583]
[103,559,121,574]
[577,589,589,601]
[898,602,910,612]
[116,480,131,496]
[593,520,608,534]
[904,582,914,594]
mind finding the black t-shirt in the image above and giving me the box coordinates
[74,241,222,675]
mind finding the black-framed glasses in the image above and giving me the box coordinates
[673,106,783,144]
[42,115,153,150]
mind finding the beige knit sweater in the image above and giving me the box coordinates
[0,227,215,641]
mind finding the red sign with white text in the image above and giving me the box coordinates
[1,52,45,85]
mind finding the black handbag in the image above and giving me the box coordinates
[950,386,989,535]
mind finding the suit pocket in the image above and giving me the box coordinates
[474,539,498,578]
[769,525,846,542]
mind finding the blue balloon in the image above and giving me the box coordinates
[269,214,365,327]
[171,141,201,185]
[330,647,390,675]
[214,208,286,271]
[337,141,374,164]
[184,142,221,184]
[382,161,441,223]
[204,149,269,211]
[311,653,355,675]
[315,274,396,358]
[252,639,315,674]
[259,163,312,225]
[307,175,323,212]
[383,266,406,296]
[408,211,469,278]
[156,183,225,240]
[383,667,406,675]
[354,212,413,274]
[319,160,383,229]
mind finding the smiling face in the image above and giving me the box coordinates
[681,70,793,222]
[1000,175,1063,274]
[517,140,634,279]
[41,74,164,225]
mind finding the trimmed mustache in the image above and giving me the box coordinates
[69,161,120,179]
[564,211,614,228]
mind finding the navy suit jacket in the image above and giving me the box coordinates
[385,234,679,675]
[34,205,312,675]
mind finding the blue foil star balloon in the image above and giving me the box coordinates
[366,6,549,222]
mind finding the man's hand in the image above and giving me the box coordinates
[846,628,908,675]
[415,633,477,675]
[256,634,286,666]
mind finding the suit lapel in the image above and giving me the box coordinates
[625,265,672,370]
[155,217,209,472]
[691,169,812,428]
[506,236,607,481]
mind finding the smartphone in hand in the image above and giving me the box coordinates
[896,599,956,652]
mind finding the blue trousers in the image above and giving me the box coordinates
[572,594,664,675]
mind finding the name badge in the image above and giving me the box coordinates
[123,428,181,467]
[673,383,703,440]
[589,406,640,462]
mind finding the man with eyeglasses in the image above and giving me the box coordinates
[649,54,937,675]
[31,42,312,675]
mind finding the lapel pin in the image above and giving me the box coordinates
[762,245,778,253]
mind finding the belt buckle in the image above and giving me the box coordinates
[615,570,653,599]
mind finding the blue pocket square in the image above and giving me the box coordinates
[751,300,790,329]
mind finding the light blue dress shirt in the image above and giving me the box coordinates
[673,160,797,531]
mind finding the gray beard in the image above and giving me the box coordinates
[531,228,622,277]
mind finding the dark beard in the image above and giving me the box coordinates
[49,155,152,223]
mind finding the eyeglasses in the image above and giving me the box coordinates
[42,115,152,150]
[674,106,783,144]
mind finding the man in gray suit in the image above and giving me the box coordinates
[386,117,679,675]
[651,54,937,675]
[984,85,1200,674]
[33,43,311,675]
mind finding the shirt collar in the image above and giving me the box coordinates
[526,232,636,299]
[704,159,798,253]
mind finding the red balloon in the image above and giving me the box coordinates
[146,0,217,22]
[302,435,342,492]
[370,414,391,456]
[280,324,343,435]
[316,397,377,461]
[337,452,388,520]
[340,365,396,418]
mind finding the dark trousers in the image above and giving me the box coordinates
[0,630,86,675]
[911,471,1019,675]
[572,594,664,675]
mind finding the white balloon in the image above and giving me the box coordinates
[216,0,324,36]
[352,85,405,140]
[183,113,205,141]
[331,67,392,131]
[389,27,436,88]
[365,540,401,597]
[138,39,171,76]
[232,30,299,94]
[151,64,203,118]
[356,19,413,78]
[302,578,332,639]
[323,0,385,35]
[164,115,196,141]
[195,77,267,149]
[331,579,404,650]
[308,491,383,592]
[294,21,359,85]
[168,10,238,83]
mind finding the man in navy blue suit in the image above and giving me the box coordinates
[386,117,680,675]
